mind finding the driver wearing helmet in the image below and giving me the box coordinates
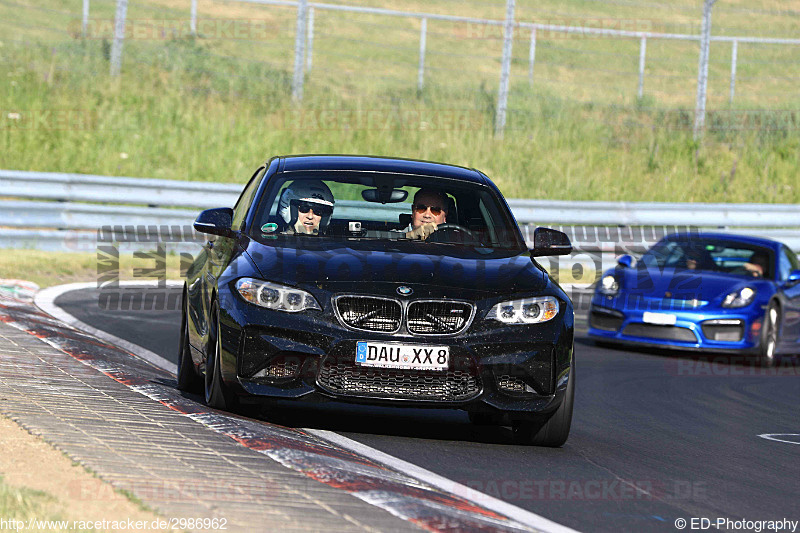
[278,180,335,235]
[404,188,448,240]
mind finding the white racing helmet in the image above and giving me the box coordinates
[278,180,335,233]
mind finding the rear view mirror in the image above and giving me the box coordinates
[787,269,800,284]
[194,207,235,237]
[362,188,408,204]
[530,227,572,257]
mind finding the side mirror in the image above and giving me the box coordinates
[194,207,235,238]
[617,254,634,268]
[530,227,572,257]
[787,269,800,284]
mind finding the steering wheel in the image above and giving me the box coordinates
[426,223,479,243]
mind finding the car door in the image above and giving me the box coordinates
[777,245,800,346]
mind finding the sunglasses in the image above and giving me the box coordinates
[294,200,333,217]
[413,204,445,215]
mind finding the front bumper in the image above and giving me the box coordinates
[217,286,574,419]
[586,298,764,354]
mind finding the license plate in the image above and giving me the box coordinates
[355,341,449,371]
[642,312,677,326]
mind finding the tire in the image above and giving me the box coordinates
[468,412,502,426]
[513,357,575,447]
[759,302,780,368]
[204,302,238,411]
[177,290,203,393]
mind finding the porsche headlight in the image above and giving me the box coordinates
[486,296,559,325]
[235,278,321,312]
[722,286,756,308]
[598,275,619,296]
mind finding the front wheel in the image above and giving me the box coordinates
[204,302,238,411]
[513,357,575,447]
[759,303,780,368]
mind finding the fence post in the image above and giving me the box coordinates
[528,27,536,86]
[495,0,516,138]
[82,0,89,38]
[417,18,427,92]
[306,7,314,72]
[109,0,128,77]
[292,0,308,101]
[694,0,717,139]
[637,36,647,99]
[190,0,197,36]
[729,39,738,104]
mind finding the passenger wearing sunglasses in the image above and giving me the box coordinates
[277,180,335,235]
[404,189,448,240]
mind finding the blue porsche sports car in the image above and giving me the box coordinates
[587,232,800,365]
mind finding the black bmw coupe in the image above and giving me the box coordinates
[179,155,575,446]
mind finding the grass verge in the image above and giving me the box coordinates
[0,250,187,289]
[0,0,798,203]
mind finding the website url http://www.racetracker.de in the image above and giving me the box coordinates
[674,517,799,532]
[0,517,228,531]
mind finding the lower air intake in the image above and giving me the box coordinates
[317,357,481,401]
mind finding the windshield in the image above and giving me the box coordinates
[640,238,774,279]
[248,172,526,252]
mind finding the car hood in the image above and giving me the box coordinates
[615,266,767,302]
[242,239,547,296]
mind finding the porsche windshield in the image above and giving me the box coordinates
[640,238,774,279]
[249,173,526,251]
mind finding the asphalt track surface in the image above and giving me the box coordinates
[54,287,800,533]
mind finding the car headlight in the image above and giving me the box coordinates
[486,296,559,325]
[598,275,620,296]
[722,287,756,308]
[235,278,321,312]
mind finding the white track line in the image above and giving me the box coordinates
[307,428,580,533]
[758,433,800,445]
[36,281,580,533]
[35,281,182,375]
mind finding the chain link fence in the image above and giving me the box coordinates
[2,0,799,137]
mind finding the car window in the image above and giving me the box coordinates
[641,239,774,279]
[778,246,799,280]
[248,172,525,251]
[231,166,266,231]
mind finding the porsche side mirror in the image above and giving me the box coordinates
[617,254,634,268]
[530,227,572,257]
[787,269,800,284]
[194,207,235,238]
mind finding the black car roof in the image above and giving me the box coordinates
[277,155,489,185]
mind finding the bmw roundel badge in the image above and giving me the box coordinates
[397,286,413,296]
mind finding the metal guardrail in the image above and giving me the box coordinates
[508,200,800,228]
[0,169,241,209]
[1,169,799,255]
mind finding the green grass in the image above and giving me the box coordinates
[0,476,96,533]
[0,250,187,288]
[0,0,799,203]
